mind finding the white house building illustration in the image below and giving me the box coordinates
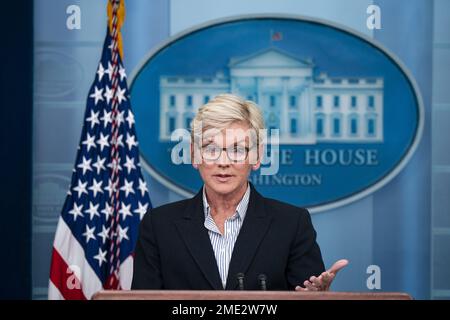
[159,48,383,144]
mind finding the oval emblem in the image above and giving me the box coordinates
[130,15,423,212]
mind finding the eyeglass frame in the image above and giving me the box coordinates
[199,143,258,163]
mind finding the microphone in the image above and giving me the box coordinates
[258,274,267,291]
[236,273,245,290]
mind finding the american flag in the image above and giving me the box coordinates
[48,0,151,300]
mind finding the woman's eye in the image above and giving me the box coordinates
[207,146,218,153]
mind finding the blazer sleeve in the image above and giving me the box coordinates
[131,211,163,289]
[285,208,325,290]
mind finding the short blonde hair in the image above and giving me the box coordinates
[191,93,265,146]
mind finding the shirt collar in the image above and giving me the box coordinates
[202,183,251,221]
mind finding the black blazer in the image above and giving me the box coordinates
[131,184,325,290]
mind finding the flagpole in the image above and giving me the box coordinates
[107,0,124,290]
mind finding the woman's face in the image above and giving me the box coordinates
[192,121,261,197]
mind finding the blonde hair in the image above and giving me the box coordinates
[191,93,265,146]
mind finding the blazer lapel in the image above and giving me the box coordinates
[174,189,223,290]
[225,185,272,290]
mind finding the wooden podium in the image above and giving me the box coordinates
[92,290,412,300]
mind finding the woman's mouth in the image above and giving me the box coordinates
[213,174,233,182]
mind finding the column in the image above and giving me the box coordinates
[281,77,289,138]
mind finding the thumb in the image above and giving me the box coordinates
[327,259,349,275]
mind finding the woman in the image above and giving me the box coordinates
[132,93,347,291]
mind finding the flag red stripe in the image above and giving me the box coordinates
[49,248,87,300]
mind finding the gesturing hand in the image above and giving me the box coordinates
[295,259,349,291]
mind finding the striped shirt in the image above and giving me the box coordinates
[202,184,251,288]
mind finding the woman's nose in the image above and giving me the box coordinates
[217,148,231,166]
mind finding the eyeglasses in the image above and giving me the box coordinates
[201,144,251,162]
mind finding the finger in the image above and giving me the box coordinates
[319,271,330,282]
[311,276,322,288]
[327,259,349,275]
[321,272,331,283]
[323,273,335,290]
[295,286,307,291]
[306,283,318,291]
[304,280,317,291]
[321,273,332,289]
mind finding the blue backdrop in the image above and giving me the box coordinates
[18,0,449,300]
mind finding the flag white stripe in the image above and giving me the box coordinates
[52,217,103,299]
[48,279,64,300]
[119,255,134,290]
